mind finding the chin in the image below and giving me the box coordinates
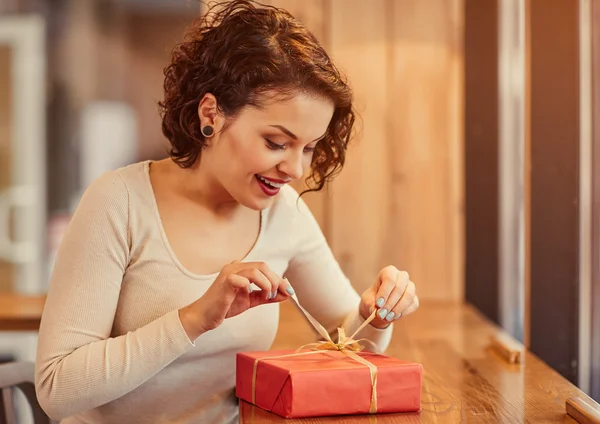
[230,179,282,210]
[236,194,276,211]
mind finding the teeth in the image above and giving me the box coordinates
[258,175,284,188]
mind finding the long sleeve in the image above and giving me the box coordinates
[35,172,195,421]
[282,191,393,353]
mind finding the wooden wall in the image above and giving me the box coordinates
[52,0,465,302]
[263,0,465,300]
[0,46,14,292]
[590,0,600,400]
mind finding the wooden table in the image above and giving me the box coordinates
[0,293,45,331]
[240,301,596,423]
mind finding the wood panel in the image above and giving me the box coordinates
[0,45,14,293]
[328,0,391,293]
[590,0,600,402]
[524,0,532,350]
[387,0,464,300]
[529,0,580,384]
[241,300,589,423]
[464,0,499,323]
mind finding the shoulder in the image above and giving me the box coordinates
[75,161,149,219]
[80,161,148,202]
[80,170,127,206]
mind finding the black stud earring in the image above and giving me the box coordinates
[201,125,214,138]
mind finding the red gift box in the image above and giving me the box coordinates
[236,349,422,418]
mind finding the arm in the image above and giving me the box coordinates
[282,193,393,353]
[35,172,195,421]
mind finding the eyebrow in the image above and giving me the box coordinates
[269,125,327,142]
[269,125,297,140]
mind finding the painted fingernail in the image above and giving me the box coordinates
[395,313,402,320]
[270,291,276,299]
[378,308,388,320]
[386,311,395,321]
[376,298,385,308]
[249,285,253,293]
[286,286,295,295]
[369,306,374,313]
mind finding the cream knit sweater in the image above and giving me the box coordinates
[35,161,392,423]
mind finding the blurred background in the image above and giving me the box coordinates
[1,0,599,406]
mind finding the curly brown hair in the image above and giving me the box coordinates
[158,0,355,193]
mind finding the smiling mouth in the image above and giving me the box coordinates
[255,174,288,196]
[256,175,286,188]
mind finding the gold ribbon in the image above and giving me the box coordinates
[251,292,381,414]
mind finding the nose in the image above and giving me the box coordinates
[277,150,305,181]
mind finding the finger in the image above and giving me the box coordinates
[224,274,251,295]
[374,268,407,310]
[252,262,285,300]
[233,262,283,299]
[364,289,377,314]
[280,277,295,297]
[248,278,293,307]
[377,282,407,322]
[396,294,419,319]
[391,281,416,319]
[373,268,396,309]
[236,268,273,300]
[259,290,292,304]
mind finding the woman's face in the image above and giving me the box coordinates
[199,92,335,210]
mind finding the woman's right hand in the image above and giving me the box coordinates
[178,261,294,340]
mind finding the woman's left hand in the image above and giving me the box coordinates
[359,265,419,329]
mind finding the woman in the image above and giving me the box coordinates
[35,1,419,423]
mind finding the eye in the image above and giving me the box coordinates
[265,139,285,150]
[303,145,316,153]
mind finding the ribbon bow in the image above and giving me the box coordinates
[251,291,381,413]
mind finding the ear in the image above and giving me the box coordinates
[197,93,224,135]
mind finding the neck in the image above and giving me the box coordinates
[168,159,242,219]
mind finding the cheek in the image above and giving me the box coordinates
[222,131,260,167]
[244,151,278,173]
[229,141,276,175]
[220,128,280,176]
